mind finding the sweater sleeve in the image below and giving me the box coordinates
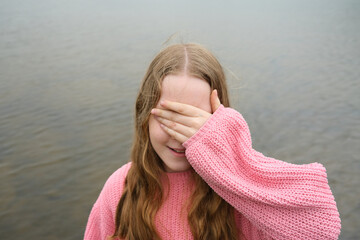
[183,105,341,240]
[84,163,131,240]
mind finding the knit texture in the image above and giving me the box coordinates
[84,105,341,240]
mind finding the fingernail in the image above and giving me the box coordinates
[151,109,156,114]
[160,100,166,106]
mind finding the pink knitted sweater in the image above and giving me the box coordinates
[84,105,341,240]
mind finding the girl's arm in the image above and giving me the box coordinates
[182,105,341,239]
[152,97,341,239]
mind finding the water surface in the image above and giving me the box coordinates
[0,0,359,239]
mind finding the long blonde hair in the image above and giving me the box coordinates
[111,43,238,239]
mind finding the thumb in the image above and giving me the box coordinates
[211,89,221,113]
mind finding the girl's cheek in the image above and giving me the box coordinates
[157,124,169,139]
[154,116,168,134]
[149,116,169,140]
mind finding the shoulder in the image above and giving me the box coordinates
[104,162,132,188]
[85,163,132,238]
[100,162,132,209]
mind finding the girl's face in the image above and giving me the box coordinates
[149,74,212,172]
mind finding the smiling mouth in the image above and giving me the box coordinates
[168,147,185,153]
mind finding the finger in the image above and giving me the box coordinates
[159,123,188,143]
[211,89,221,113]
[156,116,195,138]
[159,100,207,117]
[151,108,194,127]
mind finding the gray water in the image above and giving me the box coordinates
[0,0,359,239]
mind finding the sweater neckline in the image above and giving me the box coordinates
[164,169,193,183]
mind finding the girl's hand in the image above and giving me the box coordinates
[151,89,221,144]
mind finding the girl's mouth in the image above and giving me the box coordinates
[168,147,186,156]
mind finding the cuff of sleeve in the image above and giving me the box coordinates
[183,104,226,149]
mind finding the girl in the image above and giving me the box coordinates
[84,43,341,239]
